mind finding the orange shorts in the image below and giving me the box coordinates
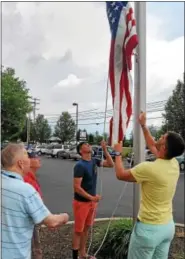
[73,200,97,233]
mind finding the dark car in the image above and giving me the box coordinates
[92,145,116,160]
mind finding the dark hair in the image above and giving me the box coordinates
[76,142,87,155]
[165,132,185,159]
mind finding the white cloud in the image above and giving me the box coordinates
[2,2,184,133]
[54,74,84,88]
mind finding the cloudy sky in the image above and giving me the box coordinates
[2,1,184,135]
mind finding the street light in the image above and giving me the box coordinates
[73,102,78,145]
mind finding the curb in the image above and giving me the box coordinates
[41,217,184,228]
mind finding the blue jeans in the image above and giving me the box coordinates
[128,220,175,259]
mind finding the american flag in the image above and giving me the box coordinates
[106,1,138,145]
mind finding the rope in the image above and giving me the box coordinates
[94,182,128,257]
[87,78,109,255]
[93,154,134,258]
[87,76,133,258]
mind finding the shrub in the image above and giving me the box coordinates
[92,219,133,259]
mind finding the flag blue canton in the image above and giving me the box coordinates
[106,1,128,39]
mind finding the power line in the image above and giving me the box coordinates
[43,100,167,118]
[77,116,163,126]
[48,116,163,126]
[44,108,100,117]
[46,108,165,122]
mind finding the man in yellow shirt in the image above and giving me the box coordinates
[114,112,185,259]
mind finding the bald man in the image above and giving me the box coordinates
[1,143,69,259]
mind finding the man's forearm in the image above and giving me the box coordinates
[75,187,93,200]
[141,125,156,147]
[104,150,114,167]
[115,156,125,179]
[43,214,67,228]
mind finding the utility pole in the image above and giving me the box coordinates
[73,102,79,145]
[31,98,40,123]
[29,97,40,143]
[133,2,146,224]
[26,113,31,147]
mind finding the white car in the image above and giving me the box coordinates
[68,148,81,161]
[45,144,55,156]
[35,144,48,155]
[51,144,70,158]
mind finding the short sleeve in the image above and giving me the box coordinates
[74,163,85,178]
[24,186,51,224]
[130,162,151,183]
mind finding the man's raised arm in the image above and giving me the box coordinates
[139,112,159,157]
[100,141,114,167]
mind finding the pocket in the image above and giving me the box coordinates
[134,222,156,245]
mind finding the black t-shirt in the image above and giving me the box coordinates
[73,158,101,202]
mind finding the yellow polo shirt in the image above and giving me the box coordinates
[131,158,180,224]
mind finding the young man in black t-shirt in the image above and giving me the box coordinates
[72,141,114,259]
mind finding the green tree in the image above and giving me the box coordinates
[162,77,185,140]
[148,125,162,140]
[94,131,103,145]
[34,114,51,143]
[103,132,108,142]
[19,120,35,142]
[123,136,131,147]
[1,67,32,141]
[54,112,75,143]
[88,133,95,144]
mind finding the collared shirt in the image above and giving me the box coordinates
[1,170,51,259]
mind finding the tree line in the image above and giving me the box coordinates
[1,66,185,145]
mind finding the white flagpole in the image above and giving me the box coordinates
[133,2,146,224]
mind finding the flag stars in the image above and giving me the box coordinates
[114,5,119,11]
[111,17,116,24]
[111,2,116,7]
[109,12,113,18]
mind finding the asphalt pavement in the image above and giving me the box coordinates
[37,156,184,224]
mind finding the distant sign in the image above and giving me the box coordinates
[79,130,87,141]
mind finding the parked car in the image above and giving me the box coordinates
[176,153,185,171]
[35,144,48,155]
[58,147,81,160]
[45,144,55,156]
[58,150,70,159]
[50,144,70,158]
[127,149,156,167]
[69,148,81,160]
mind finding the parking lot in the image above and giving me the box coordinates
[37,156,184,224]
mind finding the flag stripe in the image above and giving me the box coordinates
[106,1,138,146]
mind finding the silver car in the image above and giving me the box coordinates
[69,148,81,161]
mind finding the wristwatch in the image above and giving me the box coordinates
[114,151,121,156]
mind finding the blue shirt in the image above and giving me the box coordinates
[73,158,101,202]
[1,170,51,259]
